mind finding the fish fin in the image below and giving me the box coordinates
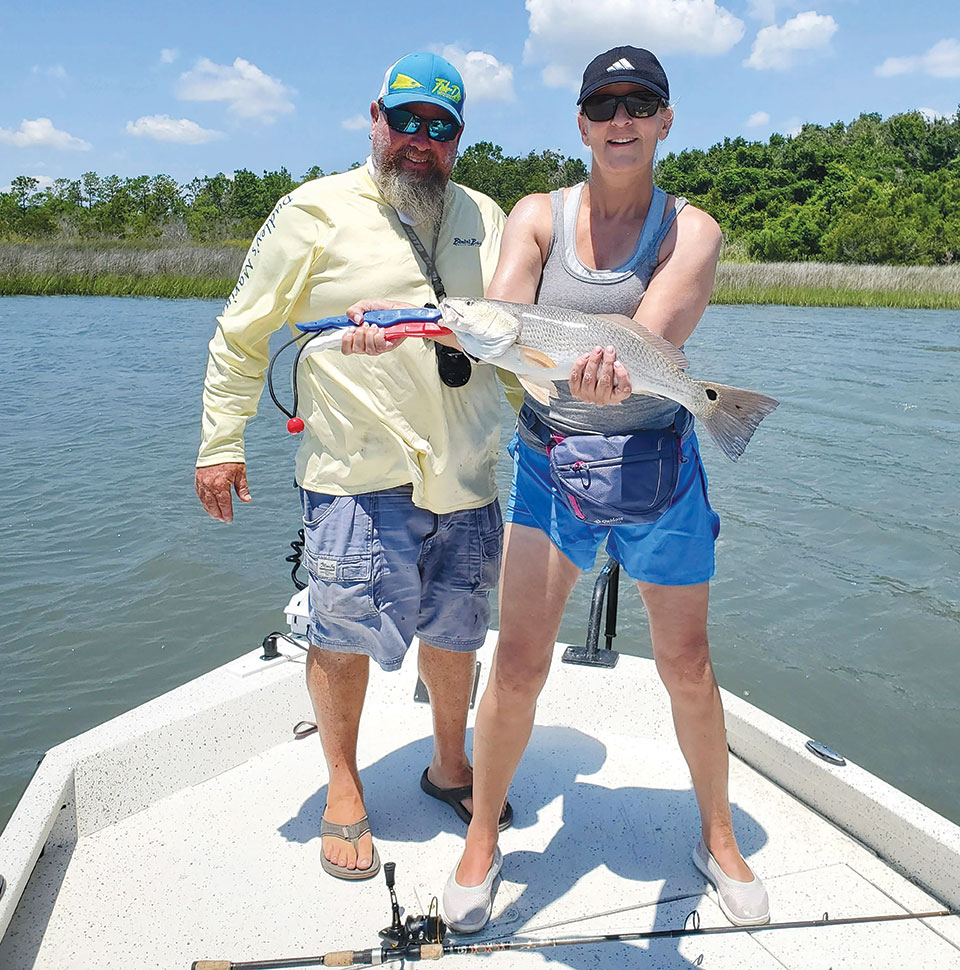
[518,376,555,406]
[594,314,689,370]
[696,382,779,462]
[518,345,557,369]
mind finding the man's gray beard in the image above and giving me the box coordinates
[372,143,448,229]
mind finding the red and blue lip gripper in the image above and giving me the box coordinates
[269,308,453,433]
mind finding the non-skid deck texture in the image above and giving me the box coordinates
[3,650,959,969]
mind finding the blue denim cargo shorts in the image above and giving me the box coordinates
[300,485,503,670]
[505,431,720,586]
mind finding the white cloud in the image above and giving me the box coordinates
[746,110,771,127]
[438,44,515,101]
[126,114,223,144]
[523,0,744,90]
[1,174,55,194]
[745,11,837,70]
[875,56,913,78]
[341,114,369,131]
[0,118,91,150]
[875,38,960,78]
[747,0,778,22]
[160,48,179,64]
[781,116,803,137]
[177,57,295,122]
[917,107,943,122]
[926,38,960,76]
[32,64,68,80]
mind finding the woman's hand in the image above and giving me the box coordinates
[341,299,413,355]
[569,346,632,406]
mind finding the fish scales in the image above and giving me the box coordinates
[503,301,692,400]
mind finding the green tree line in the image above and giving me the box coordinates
[2,109,958,264]
[0,149,588,246]
[655,109,960,265]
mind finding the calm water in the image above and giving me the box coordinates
[1,296,958,833]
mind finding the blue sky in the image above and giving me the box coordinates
[1,0,958,192]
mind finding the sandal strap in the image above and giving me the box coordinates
[321,815,372,845]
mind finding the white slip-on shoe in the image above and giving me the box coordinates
[692,839,770,926]
[441,847,504,934]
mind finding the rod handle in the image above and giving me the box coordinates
[192,963,232,970]
[419,944,444,960]
[323,951,359,966]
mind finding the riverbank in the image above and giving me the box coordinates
[2,242,960,308]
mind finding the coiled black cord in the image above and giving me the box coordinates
[286,528,307,590]
[266,328,324,420]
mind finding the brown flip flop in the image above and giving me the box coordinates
[319,815,381,881]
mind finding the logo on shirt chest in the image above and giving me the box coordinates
[453,236,481,247]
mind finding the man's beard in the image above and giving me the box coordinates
[371,136,448,229]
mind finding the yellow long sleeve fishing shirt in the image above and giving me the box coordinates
[197,165,512,514]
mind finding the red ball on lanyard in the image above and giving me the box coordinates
[286,417,305,434]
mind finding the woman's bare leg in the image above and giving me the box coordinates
[456,523,581,884]
[638,580,753,880]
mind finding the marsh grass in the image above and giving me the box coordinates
[0,274,235,298]
[713,261,960,309]
[2,242,960,307]
[0,242,244,299]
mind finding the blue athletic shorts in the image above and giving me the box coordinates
[300,486,502,671]
[505,431,720,586]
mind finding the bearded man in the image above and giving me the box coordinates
[195,52,514,881]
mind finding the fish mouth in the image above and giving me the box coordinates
[440,301,463,327]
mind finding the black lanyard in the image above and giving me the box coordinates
[397,211,446,302]
[394,204,473,387]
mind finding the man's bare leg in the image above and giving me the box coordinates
[638,580,754,881]
[418,642,476,806]
[306,644,374,872]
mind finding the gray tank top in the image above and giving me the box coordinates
[520,182,688,444]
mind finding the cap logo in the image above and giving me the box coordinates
[391,73,425,91]
[607,58,635,71]
[432,77,462,103]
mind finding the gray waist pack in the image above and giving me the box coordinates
[519,404,693,526]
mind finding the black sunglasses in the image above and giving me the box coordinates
[580,92,665,123]
[378,101,461,143]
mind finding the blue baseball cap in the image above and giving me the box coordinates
[378,52,466,126]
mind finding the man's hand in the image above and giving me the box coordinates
[341,299,413,355]
[195,463,251,523]
[569,346,632,406]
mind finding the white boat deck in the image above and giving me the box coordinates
[2,629,959,969]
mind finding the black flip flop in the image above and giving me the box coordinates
[419,768,514,830]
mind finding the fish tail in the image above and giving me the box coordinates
[695,382,779,462]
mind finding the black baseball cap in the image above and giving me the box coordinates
[577,47,670,104]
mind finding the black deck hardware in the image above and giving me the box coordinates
[563,557,620,668]
[415,662,482,707]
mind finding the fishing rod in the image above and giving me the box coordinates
[191,861,953,969]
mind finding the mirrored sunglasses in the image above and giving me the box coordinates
[378,101,461,143]
[581,93,665,123]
